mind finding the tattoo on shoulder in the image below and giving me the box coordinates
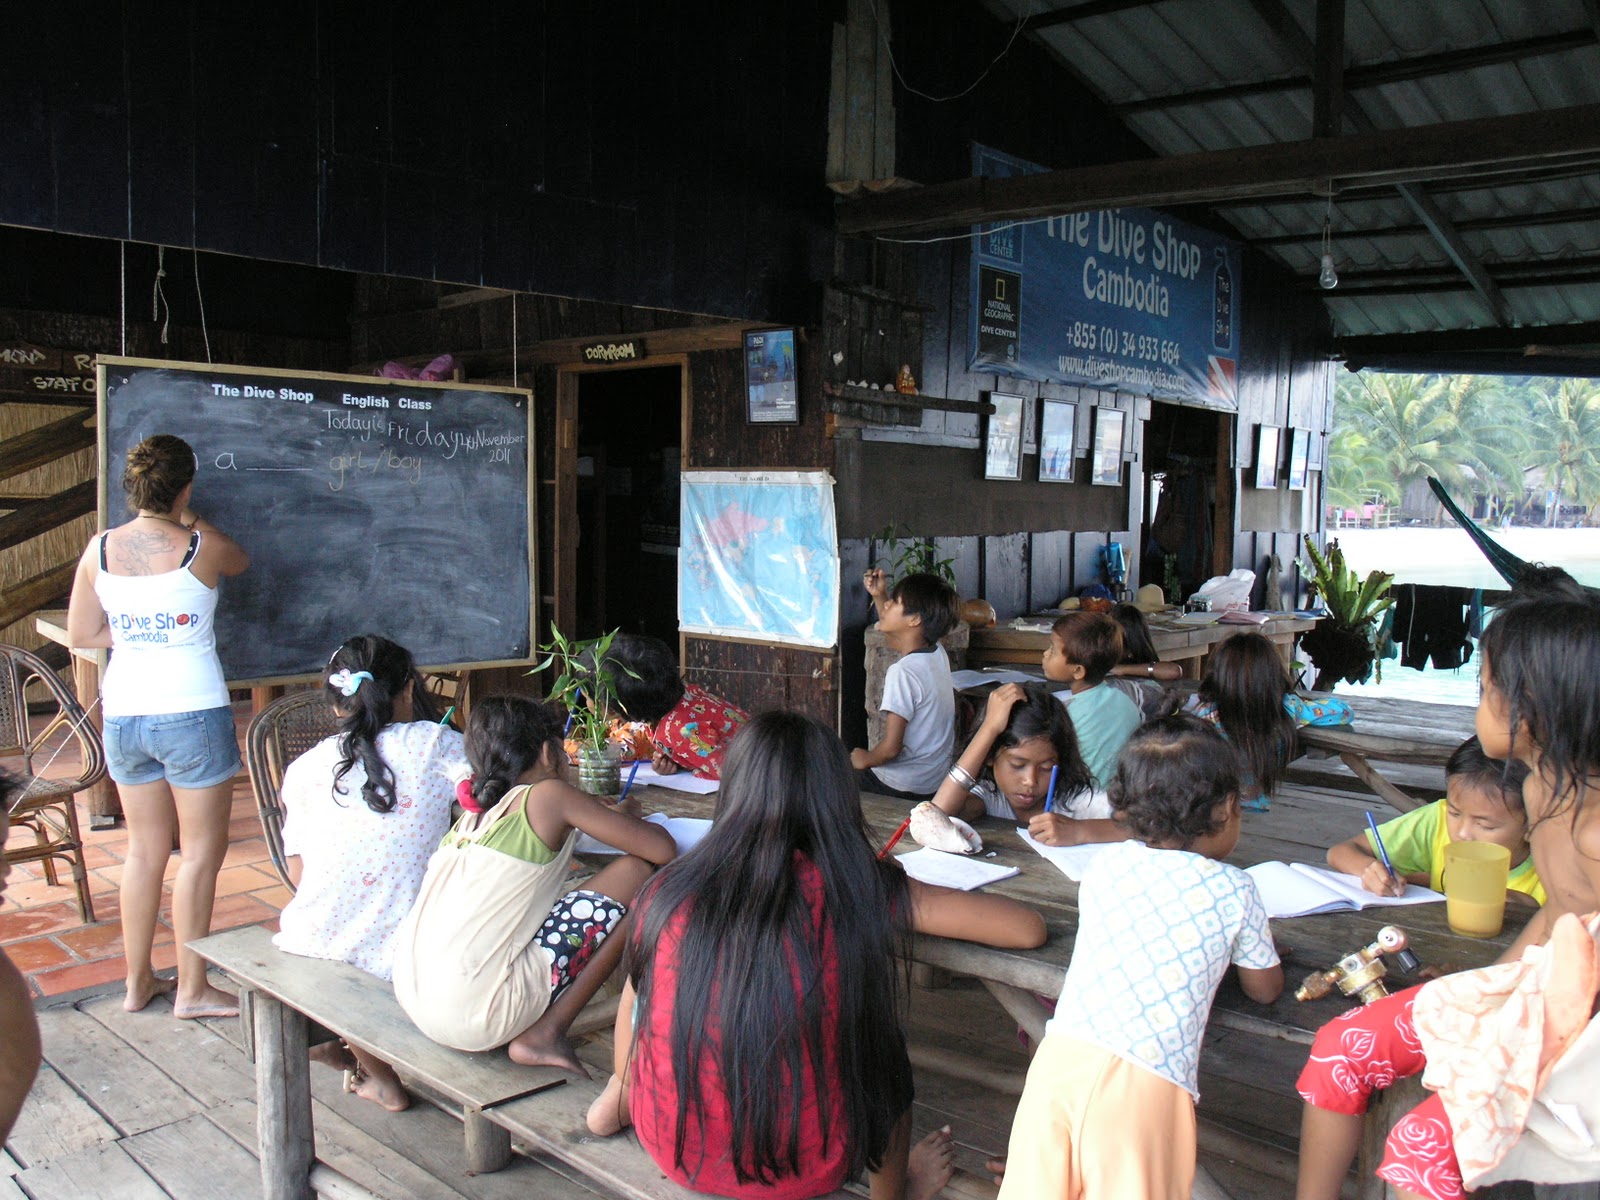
[111,529,179,575]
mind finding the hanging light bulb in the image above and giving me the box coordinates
[1318,196,1339,289]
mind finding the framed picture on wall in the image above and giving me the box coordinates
[1254,424,1282,489]
[744,328,799,424]
[984,391,1026,480]
[1090,406,1126,487]
[1038,398,1077,483]
[1287,427,1311,489]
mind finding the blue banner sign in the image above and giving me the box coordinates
[969,145,1241,410]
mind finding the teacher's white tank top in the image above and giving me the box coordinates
[94,531,230,717]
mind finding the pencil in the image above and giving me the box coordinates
[1364,811,1398,882]
[1043,764,1059,814]
[877,814,913,860]
[438,705,456,727]
[619,760,642,803]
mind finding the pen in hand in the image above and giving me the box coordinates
[1364,810,1400,891]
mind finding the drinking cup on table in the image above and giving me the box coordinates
[1441,841,1511,938]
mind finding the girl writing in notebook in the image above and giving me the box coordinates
[394,696,675,1071]
[584,711,1047,1199]
[1180,632,1351,811]
[922,683,1129,848]
[1296,595,1600,1200]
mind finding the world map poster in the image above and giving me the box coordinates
[679,470,839,648]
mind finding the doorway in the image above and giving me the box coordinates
[570,363,685,644]
[1140,402,1233,604]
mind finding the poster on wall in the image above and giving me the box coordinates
[968,144,1242,410]
[679,470,839,648]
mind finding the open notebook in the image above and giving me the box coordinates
[574,813,712,857]
[1245,861,1443,919]
[892,848,1020,891]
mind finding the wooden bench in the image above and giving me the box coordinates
[192,925,853,1200]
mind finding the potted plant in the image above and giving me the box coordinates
[530,625,633,796]
[1297,535,1395,691]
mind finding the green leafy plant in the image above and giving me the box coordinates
[1297,536,1396,690]
[529,626,634,757]
[874,522,957,589]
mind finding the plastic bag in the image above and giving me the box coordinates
[1196,569,1256,614]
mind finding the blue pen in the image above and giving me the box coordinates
[619,760,642,804]
[1043,764,1059,814]
[1365,810,1398,882]
[564,687,581,737]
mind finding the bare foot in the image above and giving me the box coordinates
[349,1063,411,1113]
[586,1073,630,1136]
[173,983,239,1020]
[124,972,177,1013]
[986,1156,1007,1186]
[507,1028,589,1077]
[907,1126,954,1200]
[310,1041,357,1073]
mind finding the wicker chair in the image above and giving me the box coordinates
[0,643,107,923]
[245,688,340,891]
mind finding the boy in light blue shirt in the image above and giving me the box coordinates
[1043,611,1143,789]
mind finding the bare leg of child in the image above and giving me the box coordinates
[1295,1106,1362,1200]
[347,1047,409,1112]
[869,1113,953,1200]
[309,1040,357,1073]
[586,979,637,1137]
[508,855,654,1074]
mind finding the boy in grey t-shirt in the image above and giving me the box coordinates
[851,571,958,799]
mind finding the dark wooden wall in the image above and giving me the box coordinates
[3,1,834,322]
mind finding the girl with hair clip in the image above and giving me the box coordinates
[394,696,675,1071]
[922,682,1128,849]
[1180,632,1351,811]
[67,433,250,1020]
[585,711,1048,1200]
[272,634,466,1111]
[1297,595,1600,1200]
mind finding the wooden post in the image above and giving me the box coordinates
[463,1105,513,1175]
[254,992,315,1200]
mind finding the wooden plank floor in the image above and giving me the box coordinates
[3,773,1512,1199]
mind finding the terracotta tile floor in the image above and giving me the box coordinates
[2,703,286,999]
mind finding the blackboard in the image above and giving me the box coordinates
[97,357,535,684]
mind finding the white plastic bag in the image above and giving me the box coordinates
[1196,569,1256,614]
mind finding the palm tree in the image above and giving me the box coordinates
[1524,379,1600,525]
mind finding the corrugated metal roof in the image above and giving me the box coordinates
[977,0,1600,344]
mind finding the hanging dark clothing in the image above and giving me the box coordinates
[1391,585,1474,670]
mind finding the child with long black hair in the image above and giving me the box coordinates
[997,715,1283,1198]
[924,682,1127,848]
[394,696,674,1070]
[1296,596,1600,1200]
[1181,632,1350,811]
[273,634,466,1110]
[584,711,1048,1199]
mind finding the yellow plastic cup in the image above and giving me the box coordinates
[1442,841,1511,938]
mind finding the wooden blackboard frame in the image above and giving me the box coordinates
[96,356,537,687]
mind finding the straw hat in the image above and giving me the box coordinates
[1133,584,1167,613]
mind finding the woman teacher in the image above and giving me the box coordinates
[68,434,250,1018]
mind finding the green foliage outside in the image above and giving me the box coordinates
[1329,373,1600,523]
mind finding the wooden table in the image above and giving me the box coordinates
[969,612,1317,679]
[1297,694,1479,815]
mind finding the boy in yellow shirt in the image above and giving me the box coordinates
[1326,735,1544,905]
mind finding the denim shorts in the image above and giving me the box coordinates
[104,706,242,789]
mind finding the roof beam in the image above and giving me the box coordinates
[1252,204,1600,248]
[1335,322,1600,358]
[835,103,1600,236]
[1311,0,1345,140]
[1110,29,1597,116]
[1027,0,1168,30]
[1244,0,1509,325]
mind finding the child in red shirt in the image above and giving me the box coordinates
[603,634,747,780]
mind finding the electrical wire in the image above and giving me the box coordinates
[194,249,212,363]
[869,0,1033,103]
